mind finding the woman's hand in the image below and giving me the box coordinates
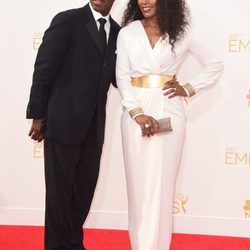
[134,115,159,137]
[162,79,188,99]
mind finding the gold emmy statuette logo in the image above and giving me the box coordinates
[225,147,250,166]
[229,34,250,53]
[247,90,250,107]
[34,141,44,158]
[173,193,189,214]
[33,32,43,50]
[243,200,250,218]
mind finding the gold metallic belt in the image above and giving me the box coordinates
[131,74,174,88]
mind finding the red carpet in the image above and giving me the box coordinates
[0,226,250,250]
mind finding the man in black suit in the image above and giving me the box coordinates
[26,0,120,249]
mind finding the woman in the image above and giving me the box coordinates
[116,0,223,249]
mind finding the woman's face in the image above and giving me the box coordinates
[137,0,157,19]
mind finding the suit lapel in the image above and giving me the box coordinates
[105,19,117,59]
[85,5,104,57]
[85,5,119,58]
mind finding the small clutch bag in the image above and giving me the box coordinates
[156,117,173,133]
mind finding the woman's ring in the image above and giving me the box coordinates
[144,123,150,129]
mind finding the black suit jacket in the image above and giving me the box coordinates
[27,4,120,145]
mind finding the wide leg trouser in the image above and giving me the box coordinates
[121,89,186,250]
[44,117,102,250]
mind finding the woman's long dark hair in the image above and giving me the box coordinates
[122,0,190,50]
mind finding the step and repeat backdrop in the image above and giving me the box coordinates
[0,0,249,237]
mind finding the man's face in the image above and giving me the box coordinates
[90,0,115,16]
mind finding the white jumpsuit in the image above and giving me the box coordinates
[116,20,223,250]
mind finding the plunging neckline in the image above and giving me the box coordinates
[138,20,162,50]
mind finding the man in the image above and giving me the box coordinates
[26,0,120,249]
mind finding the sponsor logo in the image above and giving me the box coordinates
[247,89,250,107]
[33,32,43,50]
[173,193,189,214]
[244,200,250,218]
[34,141,44,158]
[225,147,250,166]
[229,34,250,53]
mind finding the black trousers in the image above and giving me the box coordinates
[44,116,102,250]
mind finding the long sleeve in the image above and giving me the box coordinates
[26,12,70,119]
[116,30,141,112]
[187,36,223,93]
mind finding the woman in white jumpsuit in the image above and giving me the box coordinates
[116,0,223,249]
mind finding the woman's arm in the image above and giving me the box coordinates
[186,34,224,95]
[116,29,158,136]
[116,29,144,118]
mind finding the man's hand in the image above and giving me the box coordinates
[134,115,159,137]
[28,119,44,142]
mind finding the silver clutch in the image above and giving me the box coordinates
[157,117,173,133]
